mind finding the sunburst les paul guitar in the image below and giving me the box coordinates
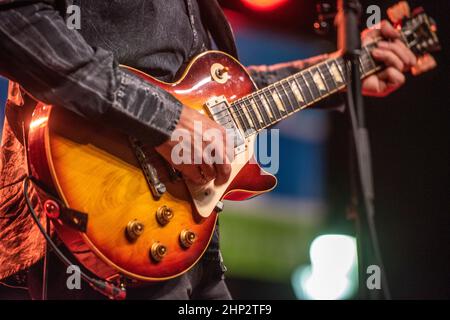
[27,10,439,283]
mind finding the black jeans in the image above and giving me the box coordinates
[25,247,231,300]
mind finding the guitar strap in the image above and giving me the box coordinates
[197,0,239,60]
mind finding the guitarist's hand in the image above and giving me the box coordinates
[156,106,232,186]
[361,20,417,97]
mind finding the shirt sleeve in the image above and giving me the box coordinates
[0,1,182,147]
[246,53,345,111]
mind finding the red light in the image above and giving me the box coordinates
[241,0,288,11]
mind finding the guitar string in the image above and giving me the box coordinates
[211,42,382,134]
[227,49,380,131]
[218,56,373,132]
[183,27,417,138]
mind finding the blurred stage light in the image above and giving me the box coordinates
[291,234,358,300]
[241,0,288,11]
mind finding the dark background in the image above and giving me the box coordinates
[327,0,449,300]
[222,0,450,299]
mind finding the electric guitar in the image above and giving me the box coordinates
[28,9,439,284]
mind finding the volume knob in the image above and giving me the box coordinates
[150,242,167,262]
[180,229,197,248]
[125,220,144,242]
[156,205,174,226]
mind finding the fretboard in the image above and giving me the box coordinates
[229,42,382,136]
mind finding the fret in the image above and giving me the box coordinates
[252,94,270,125]
[234,103,251,133]
[360,55,371,76]
[319,62,337,92]
[280,81,298,112]
[288,78,306,108]
[238,102,253,131]
[230,103,242,127]
[368,42,381,71]
[358,55,367,76]
[247,98,263,130]
[362,45,377,72]
[243,99,261,130]
[258,93,275,120]
[316,64,331,92]
[303,70,321,101]
[262,89,282,120]
[311,67,327,93]
[230,103,246,133]
[335,58,347,83]
[270,89,287,115]
[325,60,338,88]
[249,97,265,127]
[294,74,313,104]
[274,83,292,114]
[232,103,251,134]
[327,59,344,86]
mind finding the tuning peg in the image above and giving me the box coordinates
[429,17,438,33]
[411,54,437,76]
[387,1,411,25]
[411,7,425,17]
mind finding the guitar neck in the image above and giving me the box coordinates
[229,41,384,136]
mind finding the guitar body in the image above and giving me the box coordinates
[28,51,277,282]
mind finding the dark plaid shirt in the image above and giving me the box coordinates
[0,0,333,280]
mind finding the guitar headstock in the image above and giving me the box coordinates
[399,10,441,57]
[388,2,440,75]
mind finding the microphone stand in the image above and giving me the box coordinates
[337,0,391,299]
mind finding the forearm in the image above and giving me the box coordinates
[0,1,181,146]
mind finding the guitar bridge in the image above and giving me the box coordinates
[129,137,166,200]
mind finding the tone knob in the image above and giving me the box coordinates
[180,229,197,248]
[125,220,144,242]
[150,242,167,262]
[156,205,173,226]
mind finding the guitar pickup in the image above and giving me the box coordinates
[205,96,246,156]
